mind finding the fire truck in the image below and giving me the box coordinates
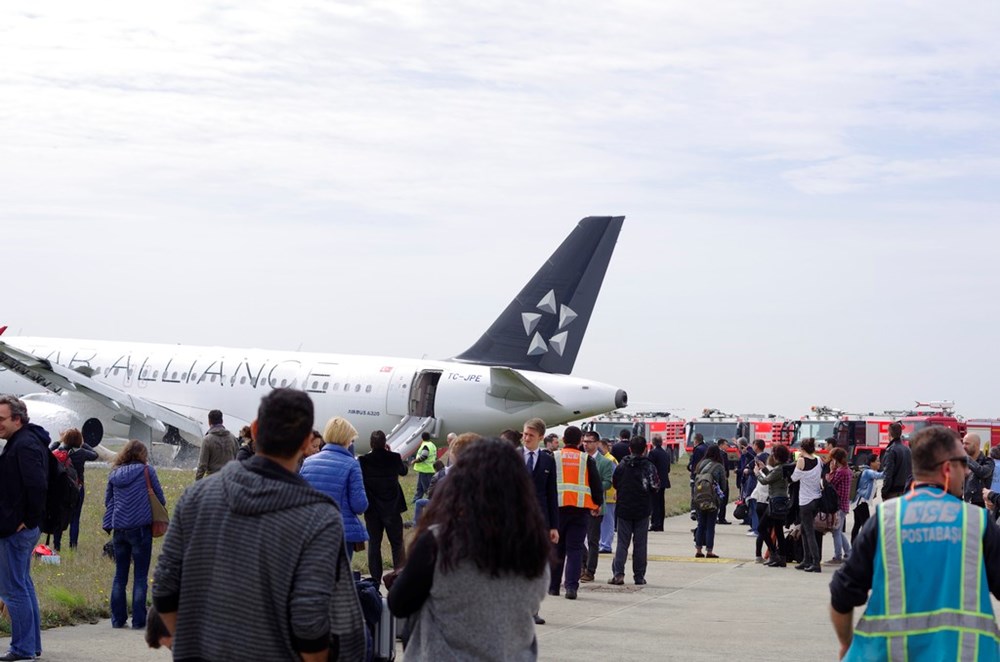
[743,416,796,448]
[890,401,967,444]
[851,401,966,465]
[791,406,894,464]
[684,409,739,451]
[581,411,686,460]
[966,419,1000,452]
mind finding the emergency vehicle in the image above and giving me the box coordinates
[966,419,1000,452]
[581,411,686,459]
[743,416,796,448]
[788,406,892,464]
[891,401,967,445]
[683,409,744,461]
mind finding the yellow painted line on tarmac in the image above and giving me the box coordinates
[648,554,750,564]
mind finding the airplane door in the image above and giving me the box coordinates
[410,371,441,418]
[386,370,414,417]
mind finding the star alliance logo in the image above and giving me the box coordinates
[521,290,576,357]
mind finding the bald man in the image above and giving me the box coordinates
[964,433,994,508]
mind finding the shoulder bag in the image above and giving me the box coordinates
[144,466,170,538]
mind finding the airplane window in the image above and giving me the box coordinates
[153,371,159,379]
[114,368,121,375]
[210,374,217,382]
[312,381,318,389]
[182,373,188,380]
[354,384,361,392]
[323,381,329,390]
[240,376,247,385]
[280,379,287,387]
[366,385,372,393]
[172,372,178,380]
[344,383,350,391]
[333,383,339,391]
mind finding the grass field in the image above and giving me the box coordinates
[0,459,716,634]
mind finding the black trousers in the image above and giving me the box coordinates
[851,502,870,544]
[584,511,604,574]
[366,511,405,584]
[649,488,666,530]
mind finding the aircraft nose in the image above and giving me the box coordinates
[615,389,628,409]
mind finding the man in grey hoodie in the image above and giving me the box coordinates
[153,389,365,661]
[195,409,239,480]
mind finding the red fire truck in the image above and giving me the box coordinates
[892,401,967,445]
[581,412,686,460]
[743,416,796,448]
[684,409,739,451]
[966,419,1000,452]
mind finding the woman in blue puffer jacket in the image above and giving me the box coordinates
[102,439,166,630]
[300,416,369,559]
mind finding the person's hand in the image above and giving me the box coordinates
[549,529,559,544]
[983,488,993,510]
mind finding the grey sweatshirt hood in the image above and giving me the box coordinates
[217,457,335,517]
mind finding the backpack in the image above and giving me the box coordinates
[41,449,82,535]
[693,462,719,513]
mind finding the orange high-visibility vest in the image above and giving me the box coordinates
[554,447,597,509]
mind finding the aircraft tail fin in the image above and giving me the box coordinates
[453,216,624,375]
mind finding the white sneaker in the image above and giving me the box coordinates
[745,530,758,537]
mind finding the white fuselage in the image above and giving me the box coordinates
[0,336,622,454]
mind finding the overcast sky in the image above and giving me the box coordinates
[3,1,999,420]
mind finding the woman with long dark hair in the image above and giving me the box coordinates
[102,439,166,630]
[755,443,792,567]
[791,437,823,572]
[50,427,98,551]
[693,444,727,558]
[388,437,550,661]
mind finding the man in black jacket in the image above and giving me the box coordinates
[647,436,671,531]
[611,429,631,463]
[609,437,659,585]
[963,433,994,508]
[0,394,49,662]
[522,417,559,624]
[359,429,408,585]
[880,422,912,500]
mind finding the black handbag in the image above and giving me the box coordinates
[733,500,749,521]
[766,496,790,519]
[819,481,840,514]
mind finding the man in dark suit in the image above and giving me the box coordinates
[358,429,408,586]
[611,429,631,462]
[522,417,559,625]
[648,435,671,531]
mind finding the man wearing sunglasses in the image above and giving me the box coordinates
[829,426,1000,661]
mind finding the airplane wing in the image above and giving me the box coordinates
[487,367,560,405]
[0,339,205,441]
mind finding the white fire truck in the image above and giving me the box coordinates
[581,411,686,460]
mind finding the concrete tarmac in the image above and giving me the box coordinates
[4,512,844,661]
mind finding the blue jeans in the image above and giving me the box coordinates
[53,484,86,551]
[695,511,717,551]
[111,526,152,629]
[831,509,851,559]
[0,526,43,657]
[599,503,616,551]
[414,472,433,501]
[413,498,429,524]
[748,497,759,535]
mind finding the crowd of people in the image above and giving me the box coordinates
[10,386,1000,660]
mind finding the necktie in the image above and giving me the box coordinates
[528,450,535,472]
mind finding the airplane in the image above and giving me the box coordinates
[0,216,628,460]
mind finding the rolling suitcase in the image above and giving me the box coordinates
[373,596,396,661]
